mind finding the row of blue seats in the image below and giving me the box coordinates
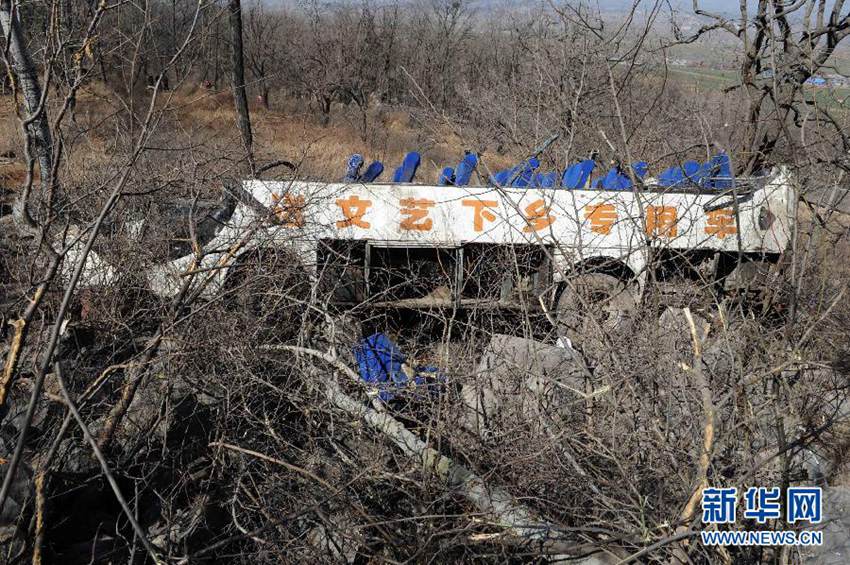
[343,151,734,190]
[344,151,475,185]
[490,153,734,189]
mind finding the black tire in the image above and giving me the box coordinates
[555,273,637,349]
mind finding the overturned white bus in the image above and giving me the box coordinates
[71,158,796,338]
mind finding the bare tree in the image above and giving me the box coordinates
[0,0,54,229]
[244,0,282,110]
[673,1,850,173]
[229,0,255,175]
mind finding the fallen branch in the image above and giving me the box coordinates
[270,344,619,562]
[96,333,163,450]
[614,530,698,565]
[210,442,335,492]
[256,159,296,176]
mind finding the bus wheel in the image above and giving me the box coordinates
[555,273,637,350]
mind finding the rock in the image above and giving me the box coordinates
[55,440,99,474]
[804,186,850,216]
[802,486,850,564]
[93,371,199,456]
[2,383,49,435]
[657,307,710,349]
[657,307,735,375]
[460,334,591,439]
[723,259,774,290]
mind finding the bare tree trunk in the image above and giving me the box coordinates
[228,0,255,176]
[0,0,54,218]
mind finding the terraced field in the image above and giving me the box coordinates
[669,64,850,110]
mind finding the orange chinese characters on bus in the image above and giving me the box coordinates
[523,199,555,232]
[705,208,737,239]
[400,198,435,231]
[335,195,372,229]
[462,199,499,232]
[645,205,678,238]
[584,204,617,235]
[271,193,305,228]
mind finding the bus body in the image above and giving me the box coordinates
[76,168,797,308]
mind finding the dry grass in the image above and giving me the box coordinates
[0,97,26,189]
[0,82,519,191]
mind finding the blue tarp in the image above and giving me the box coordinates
[490,157,540,187]
[705,153,733,188]
[532,171,558,188]
[511,157,540,187]
[347,149,734,191]
[594,167,630,190]
[344,155,382,182]
[490,167,516,186]
[591,161,647,190]
[683,160,701,184]
[658,164,685,187]
[353,333,408,402]
[438,166,455,185]
[352,333,445,402]
[658,155,733,189]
